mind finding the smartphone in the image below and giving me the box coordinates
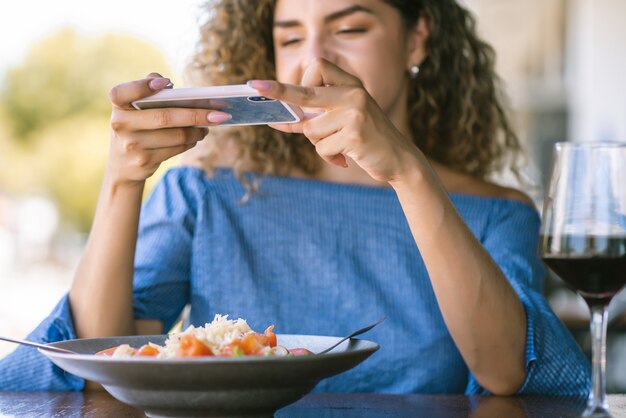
[131,84,301,126]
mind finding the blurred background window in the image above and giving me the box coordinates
[1,0,625,391]
[0,0,198,359]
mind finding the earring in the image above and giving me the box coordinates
[409,64,420,79]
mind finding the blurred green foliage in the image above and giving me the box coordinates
[0,27,176,231]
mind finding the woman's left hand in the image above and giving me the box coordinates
[248,58,422,184]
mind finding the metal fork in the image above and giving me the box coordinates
[317,316,386,355]
[0,335,76,355]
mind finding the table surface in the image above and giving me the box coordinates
[1,391,626,418]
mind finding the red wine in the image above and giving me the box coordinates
[541,235,626,306]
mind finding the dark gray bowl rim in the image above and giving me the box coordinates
[41,333,379,363]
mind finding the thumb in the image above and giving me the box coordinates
[301,58,363,88]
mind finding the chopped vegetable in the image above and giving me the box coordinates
[94,315,311,359]
[136,344,160,356]
[95,346,118,356]
[176,334,214,357]
[288,348,314,356]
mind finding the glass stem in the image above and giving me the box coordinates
[588,304,609,412]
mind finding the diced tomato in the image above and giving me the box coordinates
[136,344,160,356]
[264,325,277,347]
[94,324,281,358]
[175,334,214,357]
[96,346,119,356]
[240,333,266,355]
[289,348,313,356]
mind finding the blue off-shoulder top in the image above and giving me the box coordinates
[0,167,590,395]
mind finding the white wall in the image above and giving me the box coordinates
[567,0,626,143]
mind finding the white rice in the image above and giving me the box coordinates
[108,314,289,358]
[158,314,254,358]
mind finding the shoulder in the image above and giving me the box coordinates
[434,163,535,208]
[450,174,542,242]
[144,166,217,211]
[468,180,535,208]
[497,186,536,208]
[141,166,241,224]
[157,166,208,192]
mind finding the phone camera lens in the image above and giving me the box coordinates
[247,96,275,103]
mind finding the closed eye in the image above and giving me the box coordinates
[278,28,367,47]
[281,38,302,47]
[337,28,367,35]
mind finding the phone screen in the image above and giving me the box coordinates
[135,96,298,125]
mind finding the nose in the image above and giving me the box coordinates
[300,33,339,74]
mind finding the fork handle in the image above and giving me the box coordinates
[316,316,386,355]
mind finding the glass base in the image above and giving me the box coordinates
[583,401,611,418]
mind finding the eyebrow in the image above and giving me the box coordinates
[273,5,376,28]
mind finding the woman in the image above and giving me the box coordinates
[0,0,590,395]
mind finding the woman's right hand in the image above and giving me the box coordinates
[107,73,232,186]
[71,73,233,341]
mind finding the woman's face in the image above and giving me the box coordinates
[273,0,426,119]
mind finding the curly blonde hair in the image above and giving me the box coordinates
[185,0,522,181]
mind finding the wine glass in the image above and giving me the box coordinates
[541,142,626,417]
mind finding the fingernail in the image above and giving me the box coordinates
[247,80,273,91]
[207,111,232,123]
[149,78,172,91]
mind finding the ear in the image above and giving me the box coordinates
[405,15,430,70]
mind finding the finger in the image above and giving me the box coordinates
[268,111,322,134]
[300,57,363,88]
[247,80,351,109]
[145,142,199,166]
[267,121,303,134]
[129,127,207,151]
[109,75,173,110]
[329,154,348,168]
[300,111,344,144]
[248,58,364,107]
[112,108,231,131]
[146,72,174,90]
[314,132,348,168]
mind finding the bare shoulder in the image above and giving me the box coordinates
[466,179,534,207]
[435,164,535,208]
[496,185,536,207]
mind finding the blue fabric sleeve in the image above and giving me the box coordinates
[132,169,197,332]
[0,169,197,391]
[464,200,591,396]
[0,295,84,390]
